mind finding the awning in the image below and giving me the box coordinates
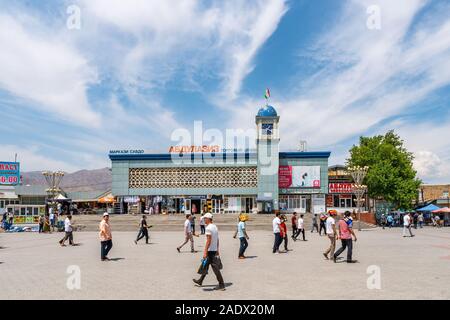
[432,207,450,213]
[417,204,440,212]
[99,194,115,203]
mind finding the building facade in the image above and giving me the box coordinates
[110,105,330,214]
[326,165,368,214]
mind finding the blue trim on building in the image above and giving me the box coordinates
[110,151,330,161]
[279,152,331,159]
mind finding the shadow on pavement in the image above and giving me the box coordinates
[202,282,233,291]
[108,258,125,261]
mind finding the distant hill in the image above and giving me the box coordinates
[20,168,112,192]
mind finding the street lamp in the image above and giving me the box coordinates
[348,166,369,231]
[42,171,65,214]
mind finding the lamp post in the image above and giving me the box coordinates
[348,166,369,231]
[42,171,65,214]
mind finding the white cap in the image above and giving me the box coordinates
[103,212,109,217]
[203,213,213,219]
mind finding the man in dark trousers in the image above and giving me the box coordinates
[272,212,282,253]
[193,213,225,291]
[134,215,151,244]
[291,212,298,241]
[334,211,358,263]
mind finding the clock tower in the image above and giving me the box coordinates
[255,104,280,212]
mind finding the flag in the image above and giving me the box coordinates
[264,88,270,99]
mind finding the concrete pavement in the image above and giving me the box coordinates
[0,226,449,299]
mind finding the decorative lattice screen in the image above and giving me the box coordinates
[129,167,257,189]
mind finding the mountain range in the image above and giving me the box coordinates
[20,168,112,192]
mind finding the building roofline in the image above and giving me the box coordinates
[110,151,331,161]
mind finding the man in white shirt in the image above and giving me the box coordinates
[402,213,414,237]
[59,215,74,246]
[272,212,282,254]
[193,213,225,291]
[323,211,337,260]
[177,214,195,253]
[294,214,307,241]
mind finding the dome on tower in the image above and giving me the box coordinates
[257,105,277,117]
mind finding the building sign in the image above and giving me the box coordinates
[168,145,220,153]
[329,183,354,194]
[279,166,321,188]
[0,162,20,186]
[109,150,145,154]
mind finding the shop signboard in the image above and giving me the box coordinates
[0,162,20,186]
[279,166,321,188]
[124,196,140,203]
[329,183,354,194]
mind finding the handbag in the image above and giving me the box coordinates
[197,258,209,275]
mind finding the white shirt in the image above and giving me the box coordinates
[64,218,72,232]
[297,218,304,229]
[205,223,219,251]
[49,213,55,220]
[326,216,335,234]
[184,219,192,235]
[403,215,411,226]
[200,216,205,226]
[272,217,281,233]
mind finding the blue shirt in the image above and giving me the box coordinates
[237,221,246,238]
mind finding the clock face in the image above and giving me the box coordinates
[262,123,273,135]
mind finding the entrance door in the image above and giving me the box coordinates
[191,199,200,215]
[184,199,191,215]
[212,199,221,214]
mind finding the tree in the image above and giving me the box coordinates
[347,130,421,210]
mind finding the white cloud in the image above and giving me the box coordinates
[81,0,287,99]
[413,151,449,182]
[0,14,100,125]
[227,0,450,158]
[0,145,80,173]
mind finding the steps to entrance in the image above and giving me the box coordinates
[70,214,376,232]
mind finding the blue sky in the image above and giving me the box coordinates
[0,0,449,184]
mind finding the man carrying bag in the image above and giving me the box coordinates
[193,213,225,291]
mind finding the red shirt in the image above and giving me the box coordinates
[291,216,297,226]
[280,222,287,237]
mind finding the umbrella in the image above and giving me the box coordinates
[432,207,450,213]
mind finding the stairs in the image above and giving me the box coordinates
[71,213,377,232]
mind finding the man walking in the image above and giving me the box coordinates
[291,212,298,241]
[59,215,74,246]
[319,213,327,236]
[272,212,282,254]
[418,213,424,228]
[380,214,387,229]
[200,214,206,235]
[294,214,307,241]
[233,214,249,259]
[134,215,151,244]
[177,214,195,253]
[334,211,358,263]
[193,213,225,291]
[99,212,113,261]
[402,213,414,237]
[323,211,337,260]
[311,213,319,233]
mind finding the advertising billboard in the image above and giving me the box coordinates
[279,165,321,188]
[0,162,20,185]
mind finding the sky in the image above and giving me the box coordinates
[0,0,449,184]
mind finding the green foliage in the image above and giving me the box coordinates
[347,130,421,209]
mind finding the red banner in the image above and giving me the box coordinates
[329,183,354,194]
[278,166,292,188]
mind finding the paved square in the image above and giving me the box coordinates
[0,227,449,299]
